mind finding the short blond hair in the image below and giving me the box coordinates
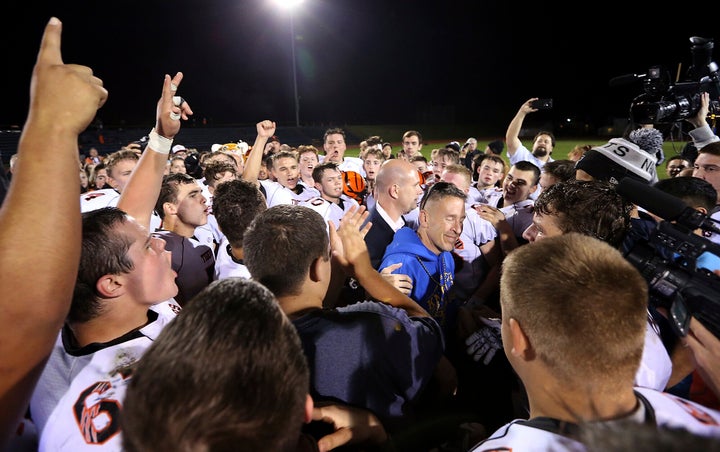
[501,233,647,385]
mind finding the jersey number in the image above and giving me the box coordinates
[73,381,122,444]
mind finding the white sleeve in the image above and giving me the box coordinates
[689,124,720,150]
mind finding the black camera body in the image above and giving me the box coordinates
[629,36,720,125]
[624,219,720,339]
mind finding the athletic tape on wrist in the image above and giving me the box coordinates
[148,128,173,155]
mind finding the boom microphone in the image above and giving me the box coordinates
[609,73,646,88]
[616,177,720,234]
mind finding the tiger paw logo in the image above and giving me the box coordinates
[74,381,122,444]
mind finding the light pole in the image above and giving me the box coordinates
[274,0,303,127]
[289,13,300,127]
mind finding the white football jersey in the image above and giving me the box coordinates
[451,208,497,301]
[471,387,720,451]
[471,186,503,208]
[260,180,315,207]
[500,199,535,239]
[80,189,162,232]
[213,238,251,280]
[300,195,359,229]
[635,315,672,391]
[80,189,120,213]
[30,306,177,451]
[337,156,366,177]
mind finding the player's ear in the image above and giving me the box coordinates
[508,317,534,361]
[389,183,400,199]
[96,274,125,298]
[304,394,314,424]
[309,255,325,283]
[419,209,429,226]
[163,201,178,217]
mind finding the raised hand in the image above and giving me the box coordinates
[155,72,193,140]
[256,120,277,139]
[687,92,710,128]
[29,17,107,136]
[328,205,371,274]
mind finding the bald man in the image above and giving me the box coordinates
[363,159,425,269]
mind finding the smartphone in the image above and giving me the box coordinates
[669,298,690,337]
[530,98,553,110]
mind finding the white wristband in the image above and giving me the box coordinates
[148,128,173,155]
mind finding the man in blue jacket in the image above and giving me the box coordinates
[380,181,467,337]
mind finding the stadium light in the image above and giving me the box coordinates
[274,0,304,127]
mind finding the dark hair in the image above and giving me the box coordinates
[698,141,720,157]
[323,127,346,143]
[71,208,134,323]
[534,180,632,248]
[665,155,689,166]
[365,135,383,147]
[474,153,504,168]
[402,130,423,143]
[213,179,268,248]
[533,130,556,147]
[122,278,309,451]
[487,140,504,155]
[513,160,541,186]
[419,181,467,210]
[184,153,203,179]
[88,162,107,189]
[155,173,198,220]
[312,161,341,184]
[244,205,328,297]
[653,176,717,212]
[542,159,577,183]
[472,154,506,183]
[202,161,237,187]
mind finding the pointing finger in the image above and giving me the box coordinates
[37,17,63,67]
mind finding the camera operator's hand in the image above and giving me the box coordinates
[683,317,720,400]
[686,92,710,129]
[520,97,540,115]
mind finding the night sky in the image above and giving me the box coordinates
[3,1,718,136]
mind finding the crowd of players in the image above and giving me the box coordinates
[2,17,720,452]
